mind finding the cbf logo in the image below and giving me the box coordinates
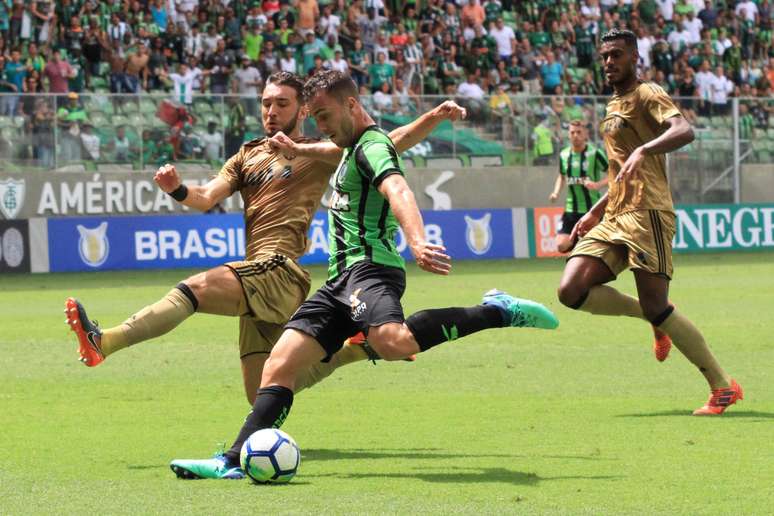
[77,222,109,267]
[464,213,493,255]
[0,178,25,219]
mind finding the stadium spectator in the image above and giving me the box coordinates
[80,122,101,161]
[709,65,735,115]
[199,121,223,161]
[44,49,75,94]
[234,55,262,114]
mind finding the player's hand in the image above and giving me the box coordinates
[583,179,601,190]
[411,242,452,275]
[549,192,558,203]
[433,100,467,122]
[616,146,646,183]
[154,163,181,193]
[569,210,601,241]
[268,131,297,160]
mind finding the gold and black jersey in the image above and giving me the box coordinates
[600,81,682,216]
[218,137,337,261]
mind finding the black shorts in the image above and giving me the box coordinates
[285,261,406,360]
[559,212,585,235]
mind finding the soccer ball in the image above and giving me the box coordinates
[240,428,301,484]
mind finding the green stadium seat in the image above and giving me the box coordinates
[140,99,157,114]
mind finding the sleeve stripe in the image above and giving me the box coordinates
[354,145,376,182]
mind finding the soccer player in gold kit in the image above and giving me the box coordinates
[65,72,467,406]
[556,29,743,415]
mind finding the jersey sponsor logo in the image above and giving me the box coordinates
[566,176,588,186]
[601,115,628,133]
[349,288,367,320]
[329,190,350,212]
[243,164,293,188]
[0,226,24,267]
[77,222,110,267]
[0,178,25,219]
[464,213,493,255]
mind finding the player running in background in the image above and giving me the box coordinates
[549,119,671,361]
[556,29,742,415]
[65,71,467,406]
[169,70,559,479]
[549,119,609,254]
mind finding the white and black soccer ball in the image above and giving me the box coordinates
[240,429,301,484]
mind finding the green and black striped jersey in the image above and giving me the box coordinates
[559,144,608,214]
[327,126,405,279]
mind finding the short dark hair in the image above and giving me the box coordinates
[302,70,358,103]
[600,28,638,49]
[266,71,304,101]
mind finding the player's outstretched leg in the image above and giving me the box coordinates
[66,283,198,366]
[482,289,559,329]
[365,290,559,362]
[65,298,105,367]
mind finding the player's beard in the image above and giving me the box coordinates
[265,108,301,138]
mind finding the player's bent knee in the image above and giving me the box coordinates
[640,300,671,324]
[367,323,416,361]
[557,283,587,309]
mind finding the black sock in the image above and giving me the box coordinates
[405,305,504,352]
[224,385,294,466]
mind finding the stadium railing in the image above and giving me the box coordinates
[0,93,768,203]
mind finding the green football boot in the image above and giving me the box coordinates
[170,453,245,480]
[482,289,559,330]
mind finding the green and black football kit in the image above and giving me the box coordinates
[558,144,608,235]
[286,126,409,359]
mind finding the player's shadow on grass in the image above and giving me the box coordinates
[617,410,774,419]
[308,467,620,486]
[304,448,616,463]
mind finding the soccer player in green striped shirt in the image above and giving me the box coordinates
[169,71,559,479]
[549,120,609,253]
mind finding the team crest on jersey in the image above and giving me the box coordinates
[602,114,628,134]
[77,222,109,267]
[329,190,350,212]
[0,178,25,219]
[349,288,367,319]
[464,213,492,255]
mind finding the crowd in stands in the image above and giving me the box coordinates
[0,0,771,166]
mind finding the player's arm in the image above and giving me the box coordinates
[386,100,466,153]
[549,174,565,202]
[617,86,694,183]
[570,192,608,241]
[378,174,451,275]
[267,101,467,165]
[154,164,232,211]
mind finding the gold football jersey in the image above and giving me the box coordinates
[600,81,682,216]
[218,137,336,261]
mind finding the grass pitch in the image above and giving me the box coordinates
[1,253,773,515]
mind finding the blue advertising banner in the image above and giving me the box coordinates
[48,214,246,272]
[47,209,516,272]
[300,209,515,264]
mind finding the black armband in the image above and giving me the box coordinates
[168,184,188,201]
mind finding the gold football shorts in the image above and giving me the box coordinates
[570,210,676,279]
[225,254,311,358]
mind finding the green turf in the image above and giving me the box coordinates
[1,253,773,515]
